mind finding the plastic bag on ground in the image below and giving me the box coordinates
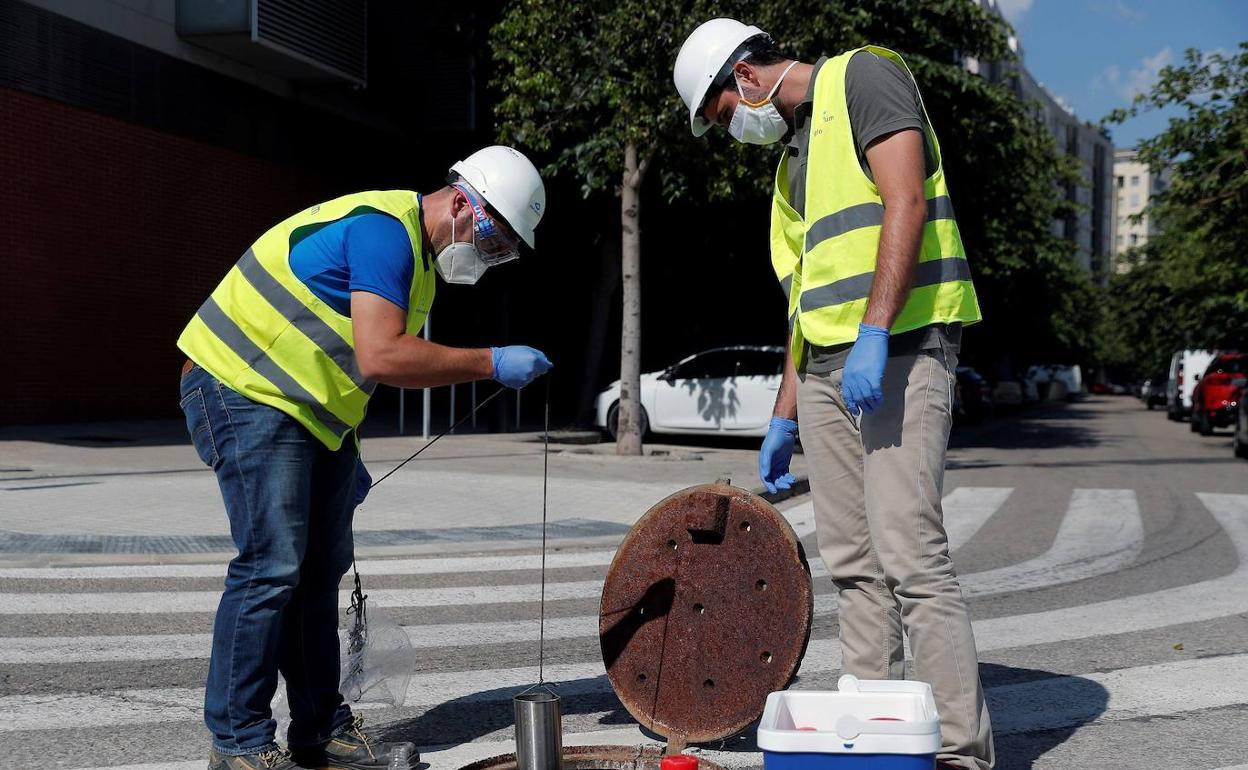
[270,603,415,739]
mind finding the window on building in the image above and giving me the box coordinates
[1130,175,1140,186]
[1130,194,1140,207]
[1130,234,1139,246]
[1117,176,1124,187]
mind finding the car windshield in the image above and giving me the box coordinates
[1211,357,1248,375]
[670,349,781,379]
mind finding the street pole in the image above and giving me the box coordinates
[422,315,432,440]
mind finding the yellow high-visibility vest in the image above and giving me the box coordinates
[178,191,435,450]
[770,46,981,367]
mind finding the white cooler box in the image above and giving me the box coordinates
[757,675,942,770]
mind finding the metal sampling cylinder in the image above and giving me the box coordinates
[514,688,563,770]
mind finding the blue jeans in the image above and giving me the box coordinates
[180,365,357,754]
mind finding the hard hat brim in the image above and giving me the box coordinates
[683,26,768,137]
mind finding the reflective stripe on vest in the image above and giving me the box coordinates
[195,295,354,437]
[769,46,981,364]
[177,190,435,450]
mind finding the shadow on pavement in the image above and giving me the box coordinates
[983,661,1110,770]
[949,401,1112,451]
[380,661,1108,767]
[377,677,632,748]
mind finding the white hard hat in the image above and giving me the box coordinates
[450,145,546,248]
[673,18,769,137]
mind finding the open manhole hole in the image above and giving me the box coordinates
[460,745,726,770]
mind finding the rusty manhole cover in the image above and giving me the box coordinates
[599,482,813,744]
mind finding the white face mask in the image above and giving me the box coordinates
[433,186,522,285]
[727,60,799,145]
[434,216,489,285]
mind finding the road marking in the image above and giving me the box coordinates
[787,486,1013,577]
[0,615,603,664]
[0,550,619,580]
[0,579,606,615]
[6,493,1246,736]
[0,486,1013,611]
[51,653,1248,763]
[961,488,1144,596]
[0,488,1005,583]
[978,492,1248,651]
[987,653,1248,735]
[942,486,1016,551]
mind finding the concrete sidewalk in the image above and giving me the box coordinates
[0,419,808,564]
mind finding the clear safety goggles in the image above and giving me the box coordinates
[455,184,522,266]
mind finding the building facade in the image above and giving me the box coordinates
[1112,148,1167,271]
[971,0,1116,284]
[0,0,493,425]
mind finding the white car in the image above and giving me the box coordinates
[595,346,784,439]
[1167,348,1216,421]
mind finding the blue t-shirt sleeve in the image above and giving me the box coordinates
[344,213,415,312]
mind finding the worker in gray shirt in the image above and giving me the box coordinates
[790,49,961,374]
[675,19,990,770]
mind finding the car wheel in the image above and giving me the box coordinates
[1198,409,1214,436]
[606,401,649,441]
[1190,412,1201,432]
[1146,402,1154,410]
[1235,417,1248,459]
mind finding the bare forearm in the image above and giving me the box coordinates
[861,199,925,329]
[360,336,493,389]
[773,336,799,420]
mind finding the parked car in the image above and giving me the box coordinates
[954,366,994,423]
[1234,386,1248,459]
[595,346,783,439]
[992,379,1025,409]
[1140,375,1167,410]
[1190,352,1246,435]
[1167,349,1216,421]
[1024,364,1082,402]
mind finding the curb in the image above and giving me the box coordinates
[754,476,812,506]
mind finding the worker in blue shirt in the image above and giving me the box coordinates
[177,147,550,769]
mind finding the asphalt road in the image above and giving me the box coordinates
[1,395,1246,769]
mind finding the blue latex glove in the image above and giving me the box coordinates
[842,323,890,415]
[353,456,372,508]
[491,345,553,389]
[759,417,799,495]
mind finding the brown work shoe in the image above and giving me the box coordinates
[208,747,298,769]
[290,715,418,769]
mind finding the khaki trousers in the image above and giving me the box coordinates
[796,344,994,770]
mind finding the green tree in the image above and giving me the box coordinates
[491,0,1098,452]
[1104,43,1248,374]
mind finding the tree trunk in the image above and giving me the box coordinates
[616,142,646,456]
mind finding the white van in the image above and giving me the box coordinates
[1167,349,1216,420]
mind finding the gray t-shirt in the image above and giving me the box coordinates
[785,51,957,374]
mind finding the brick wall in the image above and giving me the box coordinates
[0,86,332,424]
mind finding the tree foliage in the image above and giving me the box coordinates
[1102,43,1248,376]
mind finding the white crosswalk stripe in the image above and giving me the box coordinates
[0,550,621,580]
[961,488,1144,596]
[0,487,1021,617]
[2,488,1247,769]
